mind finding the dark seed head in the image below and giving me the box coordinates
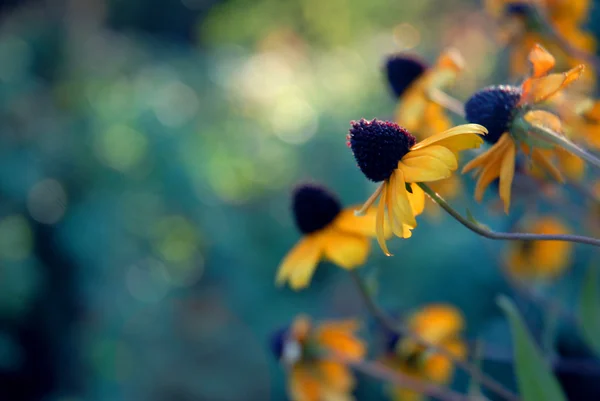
[292,183,342,234]
[269,326,289,360]
[384,54,429,98]
[347,118,416,182]
[465,85,522,144]
[505,2,532,17]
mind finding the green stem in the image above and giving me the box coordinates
[418,183,600,248]
[349,270,521,401]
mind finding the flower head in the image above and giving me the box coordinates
[383,305,467,401]
[463,44,583,212]
[348,119,486,255]
[505,216,573,280]
[277,182,388,290]
[271,315,366,401]
[389,49,464,140]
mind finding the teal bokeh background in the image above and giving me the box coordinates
[0,0,598,400]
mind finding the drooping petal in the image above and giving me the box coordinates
[334,206,391,238]
[290,366,321,401]
[376,181,392,256]
[387,174,406,238]
[407,183,425,216]
[392,169,417,228]
[396,86,428,133]
[462,132,510,173]
[322,228,370,269]
[473,139,509,201]
[499,139,516,213]
[528,44,556,78]
[524,110,563,133]
[407,304,465,346]
[410,124,487,154]
[521,64,585,104]
[318,361,355,391]
[316,321,366,361]
[276,235,322,290]
[423,339,467,383]
[402,145,458,170]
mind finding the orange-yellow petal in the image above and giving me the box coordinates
[317,321,366,361]
[318,361,355,392]
[410,124,487,155]
[376,182,392,256]
[290,365,321,401]
[423,339,467,384]
[392,169,417,229]
[334,206,391,238]
[276,235,323,290]
[322,229,370,269]
[499,139,516,213]
[531,148,565,182]
[403,145,458,170]
[407,183,425,216]
[521,64,585,104]
[528,43,556,78]
[524,110,564,133]
[407,304,465,345]
[398,157,453,183]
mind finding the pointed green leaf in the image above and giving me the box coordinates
[497,295,567,401]
[579,266,600,357]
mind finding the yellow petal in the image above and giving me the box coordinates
[290,366,321,401]
[524,110,563,133]
[387,174,407,238]
[473,139,509,201]
[410,124,487,153]
[334,206,391,238]
[317,321,366,360]
[376,182,392,256]
[407,183,425,216]
[521,64,585,104]
[407,304,465,345]
[276,235,322,290]
[392,169,417,228]
[396,87,428,133]
[322,229,370,269]
[318,361,354,391]
[403,145,458,170]
[499,139,516,213]
[398,157,453,183]
[462,132,510,173]
[528,43,556,78]
[423,339,467,384]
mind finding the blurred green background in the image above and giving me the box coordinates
[0,0,598,400]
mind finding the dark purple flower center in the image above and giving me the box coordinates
[269,326,289,360]
[347,118,416,182]
[465,85,522,144]
[384,54,429,98]
[292,183,342,234]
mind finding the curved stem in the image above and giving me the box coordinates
[349,270,521,401]
[334,355,470,401]
[418,183,600,248]
[428,88,466,119]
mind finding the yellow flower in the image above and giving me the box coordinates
[271,315,366,401]
[347,119,486,255]
[554,96,600,151]
[463,44,584,212]
[486,0,595,85]
[382,305,467,401]
[505,217,573,280]
[385,49,464,140]
[276,183,389,290]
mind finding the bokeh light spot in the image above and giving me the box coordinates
[153,81,200,128]
[94,125,148,172]
[126,259,170,303]
[27,179,67,224]
[154,216,199,263]
[393,23,421,50]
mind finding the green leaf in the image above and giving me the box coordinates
[579,266,600,357]
[497,295,567,401]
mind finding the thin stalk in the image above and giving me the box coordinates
[418,183,600,248]
[331,354,470,401]
[349,270,521,401]
[428,88,466,119]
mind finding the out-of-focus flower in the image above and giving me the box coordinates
[485,0,595,85]
[347,119,486,255]
[554,96,600,151]
[504,216,572,280]
[385,49,464,139]
[463,44,584,212]
[271,315,366,401]
[276,183,389,290]
[382,305,467,401]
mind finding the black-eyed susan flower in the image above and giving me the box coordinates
[277,183,389,290]
[347,119,486,255]
[463,44,584,212]
[385,49,464,140]
[271,315,366,401]
[485,0,595,85]
[504,216,573,280]
[382,305,467,401]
